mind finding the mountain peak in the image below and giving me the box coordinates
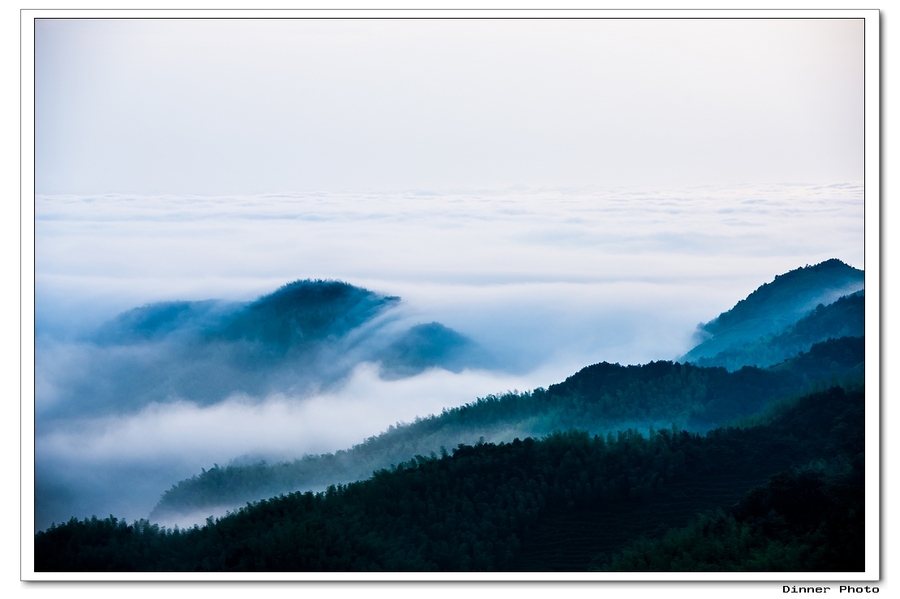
[218,279,400,347]
[682,259,863,365]
[706,259,861,334]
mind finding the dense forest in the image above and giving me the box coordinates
[595,467,863,572]
[682,259,863,366]
[152,335,863,519]
[35,384,863,571]
[690,291,864,370]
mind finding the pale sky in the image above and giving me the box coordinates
[35,18,864,195]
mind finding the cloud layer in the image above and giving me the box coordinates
[32,183,865,530]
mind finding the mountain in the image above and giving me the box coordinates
[41,280,486,420]
[211,280,399,350]
[378,322,488,379]
[36,384,864,571]
[148,259,867,521]
[94,280,399,350]
[150,336,864,520]
[688,291,864,370]
[93,300,237,345]
[35,262,868,571]
[681,259,864,368]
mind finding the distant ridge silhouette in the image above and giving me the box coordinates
[681,259,863,369]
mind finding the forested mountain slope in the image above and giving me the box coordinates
[151,336,863,520]
[688,291,864,371]
[681,259,863,367]
[594,466,863,572]
[95,279,398,349]
[35,261,868,572]
[378,322,489,379]
[36,385,864,572]
[42,280,487,419]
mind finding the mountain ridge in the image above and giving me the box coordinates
[147,259,866,520]
[37,384,864,572]
[36,260,868,571]
[681,259,863,368]
[151,336,863,520]
[42,279,490,422]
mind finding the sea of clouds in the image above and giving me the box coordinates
[31,183,864,529]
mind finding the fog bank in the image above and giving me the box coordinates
[32,184,864,530]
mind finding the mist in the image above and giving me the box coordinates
[32,184,864,530]
[35,363,566,530]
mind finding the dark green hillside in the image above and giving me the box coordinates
[35,385,864,571]
[516,381,864,571]
[151,336,863,519]
[47,280,489,421]
[596,466,863,572]
[770,335,864,381]
[92,300,236,345]
[378,322,484,379]
[691,291,864,370]
[96,280,401,351]
[213,280,399,350]
[48,281,407,417]
[682,259,863,364]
